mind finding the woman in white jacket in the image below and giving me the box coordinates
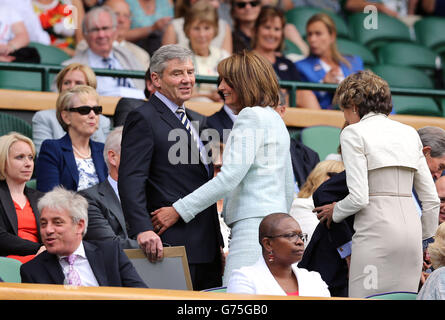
[227,213,330,297]
[315,70,440,298]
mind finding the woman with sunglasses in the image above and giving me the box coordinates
[36,85,107,192]
[227,213,330,296]
[32,63,111,154]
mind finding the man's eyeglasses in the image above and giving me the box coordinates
[266,232,308,243]
[88,26,114,34]
[67,106,103,115]
[235,0,260,8]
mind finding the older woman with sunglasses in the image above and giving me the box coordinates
[227,213,330,296]
[36,85,107,193]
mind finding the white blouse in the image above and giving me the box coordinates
[75,158,99,191]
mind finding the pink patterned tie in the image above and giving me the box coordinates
[64,254,81,286]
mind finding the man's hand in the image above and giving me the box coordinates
[313,202,336,229]
[137,230,164,262]
[151,206,180,235]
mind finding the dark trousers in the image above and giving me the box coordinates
[189,259,222,291]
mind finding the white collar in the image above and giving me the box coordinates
[58,241,86,261]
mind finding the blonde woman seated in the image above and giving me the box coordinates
[289,160,344,244]
[227,213,330,297]
[0,133,46,264]
[36,85,108,193]
[418,223,445,300]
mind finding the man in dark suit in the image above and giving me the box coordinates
[298,170,352,297]
[206,104,236,144]
[20,187,146,288]
[118,44,223,291]
[80,127,138,249]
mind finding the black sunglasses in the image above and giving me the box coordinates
[235,0,260,8]
[67,105,103,115]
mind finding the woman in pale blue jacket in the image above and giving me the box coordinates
[152,51,294,285]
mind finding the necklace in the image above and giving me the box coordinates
[72,145,91,159]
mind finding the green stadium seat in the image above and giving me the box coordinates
[365,291,417,300]
[0,257,22,283]
[391,95,441,117]
[372,65,440,116]
[336,38,377,67]
[414,17,445,56]
[372,64,434,89]
[285,6,350,39]
[283,38,302,56]
[300,125,341,160]
[348,13,412,52]
[0,112,33,139]
[376,42,439,78]
[0,70,42,91]
[25,179,37,190]
[28,42,70,65]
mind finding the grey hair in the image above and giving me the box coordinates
[103,126,123,171]
[418,126,445,158]
[150,44,194,76]
[38,186,89,236]
[82,5,117,35]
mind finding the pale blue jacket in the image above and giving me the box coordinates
[173,106,294,226]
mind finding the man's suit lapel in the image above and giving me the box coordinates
[98,180,127,236]
[219,108,234,131]
[84,241,108,286]
[151,95,208,174]
[42,252,66,284]
[0,181,18,235]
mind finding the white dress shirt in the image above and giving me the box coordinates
[58,241,99,287]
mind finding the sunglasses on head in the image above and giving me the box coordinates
[67,105,103,115]
[235,0,260,8]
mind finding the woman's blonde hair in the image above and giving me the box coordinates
[0,132,36,180]
[55,63,97,92]
[307,13,350,69]
[217,50,280,109]
[298,160,344,198]
[56,85,100,132]
[428,223,445,270]
[184,0,219,40]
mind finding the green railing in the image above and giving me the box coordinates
[2,62,445,108]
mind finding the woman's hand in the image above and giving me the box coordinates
[36,246,47,256]
[151,206,180,235]
[323,67,342,84]
[313,202,336,228]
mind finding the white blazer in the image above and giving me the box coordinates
[227,256,331,297]
[173,106,294,226]
[333,112,439,239]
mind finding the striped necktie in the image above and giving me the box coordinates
[176,107,208,166]
[102,57,133,88]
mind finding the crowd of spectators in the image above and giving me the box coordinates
[1,0,445,301]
